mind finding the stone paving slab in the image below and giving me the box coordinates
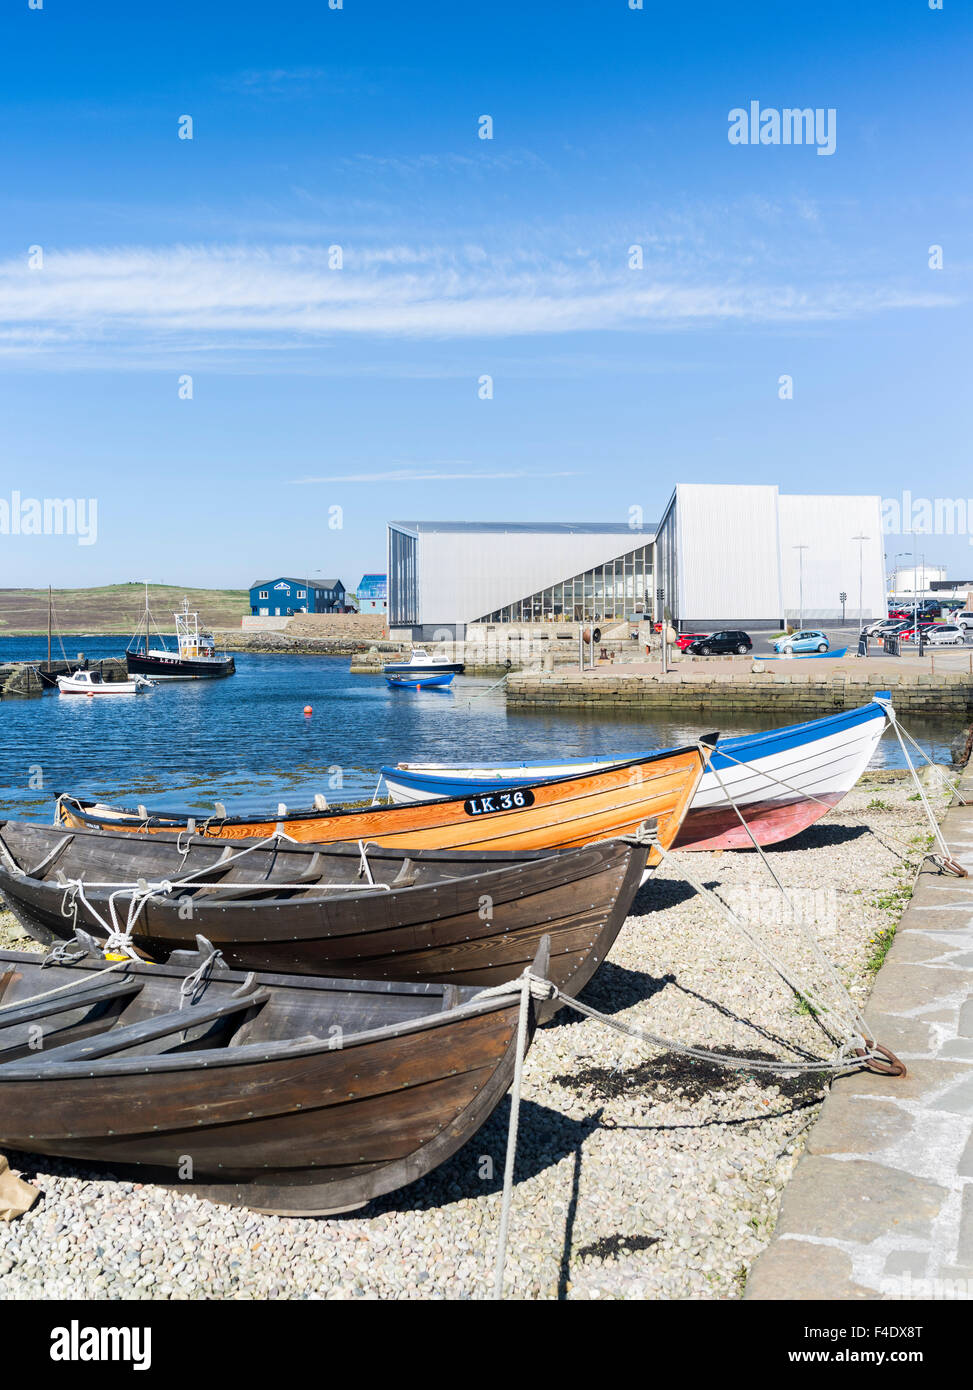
[745,762,973,1300]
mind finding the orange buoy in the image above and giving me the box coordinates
[303,704,313,715]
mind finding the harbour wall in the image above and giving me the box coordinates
[506,669,973,717]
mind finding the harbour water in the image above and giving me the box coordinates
[0,637,965,822]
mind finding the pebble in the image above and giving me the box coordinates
[0,774,944,1299]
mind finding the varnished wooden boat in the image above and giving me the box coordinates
[0,824,648,1015]
[0,940,548,1214]
[54,739,710,857]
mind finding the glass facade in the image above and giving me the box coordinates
[476,543,654,624]
[388,527,418,626]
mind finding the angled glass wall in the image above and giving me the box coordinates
[476,543,653,623]
[388,526,418,626]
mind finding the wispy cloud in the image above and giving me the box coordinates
[0,240,959,366]
[290,468,584,484]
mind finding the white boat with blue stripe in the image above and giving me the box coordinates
[380,695,892,851]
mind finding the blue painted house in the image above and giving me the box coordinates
[357,573,387,614]
[249,577,345,617]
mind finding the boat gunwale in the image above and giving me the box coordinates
[384,697,890,787]
[54,738,711,830]
[0,829,633,919]
[0,949,519,1080]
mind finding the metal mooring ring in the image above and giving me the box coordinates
[855,1040,907,1078]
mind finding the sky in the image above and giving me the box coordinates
[0,0,970,591]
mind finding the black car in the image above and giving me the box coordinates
[687,629,752,655]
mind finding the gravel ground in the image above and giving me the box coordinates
[0,771,952,1300]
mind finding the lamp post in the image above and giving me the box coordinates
[917,552,926,656]
[894,551,911,607]
[793,545,808,628]
[839,590,847,624]
[657,586,667,674]
[852,534,869,624]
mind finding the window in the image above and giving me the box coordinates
[473,542,653,624]
[297,589,306,599]
[259,590,268,599]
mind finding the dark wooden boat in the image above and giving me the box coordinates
[54,740,710,855]
[0,822,649,1015]
[0,939,547,1214]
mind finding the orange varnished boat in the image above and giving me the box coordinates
[55,740,711,861]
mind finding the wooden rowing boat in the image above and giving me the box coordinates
[379,697,890,852]
[53,740,709,857]
[0,825,648,1013]
[0,939,548,1214]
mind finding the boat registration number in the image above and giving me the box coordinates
[463,789,535,816]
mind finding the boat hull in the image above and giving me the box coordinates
[54,742,707,857]
[125,652,235,680]
[56,677,149,695]
[0,947,539,1214]
[0,827,647,1014]
[386,672,454,689]
[379,698,890,852]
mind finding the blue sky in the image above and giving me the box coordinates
[0,0,970,590]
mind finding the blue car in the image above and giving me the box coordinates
[774,628,830,655]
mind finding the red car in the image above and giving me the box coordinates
[675,631,708,651]
[898,621,937,642]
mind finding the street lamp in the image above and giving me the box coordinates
[894,551,911,605]
[793,545,808,628]
[852,534,869,624]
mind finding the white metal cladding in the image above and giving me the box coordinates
[673,483,783,621]
[405,525,656,626]
[777,494,886,621]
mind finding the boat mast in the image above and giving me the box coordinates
[47,585,52,669]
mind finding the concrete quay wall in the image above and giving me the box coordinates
[506,670,973,716]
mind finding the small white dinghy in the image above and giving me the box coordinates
[56,668,154,696]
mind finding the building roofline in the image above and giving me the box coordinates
[388,520,656,536]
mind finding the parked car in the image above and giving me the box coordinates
[888,599,942,620]
[675,631,708,651]
[898,620,937,642]
[773,629,830,655]
[686,629,752,655]
[956,611,973,631]
[923,623,967,646]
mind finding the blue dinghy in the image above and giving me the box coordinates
[385,671,455,691]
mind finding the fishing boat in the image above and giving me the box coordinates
[54,741,708,855]
[56,669,153,696]
[383,648,464,677]
[386,671,454,690]
[0,938,548,1214]
[378,696,891,852]
[126,594,235,681]
[0,822,648,1010]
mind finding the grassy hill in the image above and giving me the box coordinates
[0,584,249,635]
